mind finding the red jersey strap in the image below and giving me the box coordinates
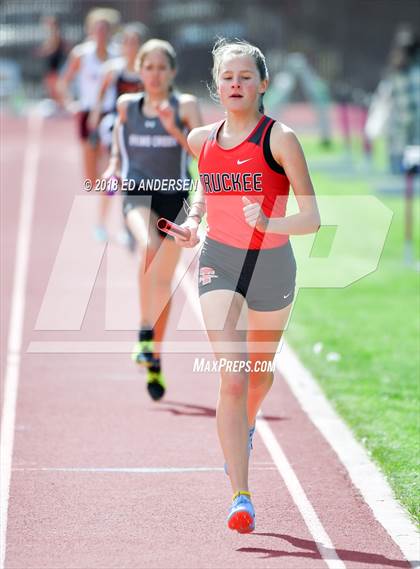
[206,115,272,146]
[248,115,272,146]
[199,115,286,175]
[208,121,223,141]
[262,119,286,175]
[198,122,222,164]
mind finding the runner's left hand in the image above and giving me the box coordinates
[154,101,177,135]
[242,197,268,232]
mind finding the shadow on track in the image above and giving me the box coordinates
[154,400,287,423]
[238,533,416,567]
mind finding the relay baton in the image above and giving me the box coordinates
[157,218,191,240]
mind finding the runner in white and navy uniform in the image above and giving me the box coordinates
[119,91,191,229]
[103,39,202,401]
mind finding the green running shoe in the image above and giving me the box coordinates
[146,367,166,401]
[131,339,155,367]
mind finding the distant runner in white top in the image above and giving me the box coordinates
[59,7,120,242]
[85,23,146,248]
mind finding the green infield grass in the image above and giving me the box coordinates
[189,135,419,525]
[287,137,420,525]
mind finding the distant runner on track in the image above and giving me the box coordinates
[103,39,202,400]
[175,38,321,534]
[88,22,147,248]
[88,22,147,150]
[59,7,120,242]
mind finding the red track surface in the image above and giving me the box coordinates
[1,113,414,568]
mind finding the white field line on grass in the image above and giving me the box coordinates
[179,257,346,569]
[277,343,420,568]
[0,110,43,569]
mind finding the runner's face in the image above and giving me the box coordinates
[122,33,141,60]
[91,21,110,45]
[42,16,57,33]
[140,50,175,95]
[217,54,267,113]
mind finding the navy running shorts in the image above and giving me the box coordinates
[122,192,188,239]
[198,237,296,311]
[77,110,106,141]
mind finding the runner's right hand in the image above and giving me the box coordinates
[174,219,200,248]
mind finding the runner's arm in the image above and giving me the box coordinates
[58,48,81,109]
[88,69,116,130]
[266,124,321,235]
[102,98,128,179]
[185,125,210,222]
[159,95,203,156]
[172,125,210,247]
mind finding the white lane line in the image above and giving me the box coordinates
[277,342,420,569]
[0,110,43,569]
[26,339,285,353]
[256,415,346,569]
[12,465,278,474]
[179,258,346,569]
[26,341,271,353]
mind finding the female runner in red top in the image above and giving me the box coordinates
[175,38,321,533]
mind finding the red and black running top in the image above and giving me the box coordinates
[198,115,290,250]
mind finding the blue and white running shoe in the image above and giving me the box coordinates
[227,491,255,533]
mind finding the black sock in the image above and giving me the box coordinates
[150,359,161,373]
[139,327,154,342]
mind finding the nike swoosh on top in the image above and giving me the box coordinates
[237,158,253,165]
[283,292,292,299]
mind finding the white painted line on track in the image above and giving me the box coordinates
[27,340,277,353]
[277,342,420,569]
[0,110,43,569]
[179,258,346,569]
[257,415,346,569]
[12,465,278,474]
